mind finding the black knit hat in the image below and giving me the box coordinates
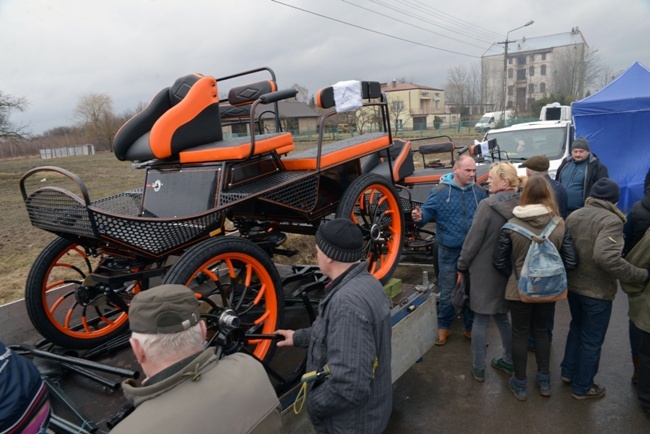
[572,137,590,152]
[316,218,363,263]
[129,284,200,334]
[590,178,620,204]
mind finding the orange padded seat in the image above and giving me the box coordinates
[179,132,294,163]
[282,132,390,171]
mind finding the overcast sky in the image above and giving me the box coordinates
[2,0,649,135]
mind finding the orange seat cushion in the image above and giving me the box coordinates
[179,132,294,163]
[282,132,390,171]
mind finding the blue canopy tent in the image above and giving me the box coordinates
[572,61,650,212]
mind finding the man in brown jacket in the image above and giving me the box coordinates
[112,284,282,434]
[560,178,650,400]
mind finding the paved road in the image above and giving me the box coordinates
[384,284,650,433]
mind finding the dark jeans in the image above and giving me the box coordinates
[630,320,643,358]
[560,291,613,396]
[638,327,650,412]
[509,300,555,380]
[437,245,473,330]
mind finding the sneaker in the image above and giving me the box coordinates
[464,330,472,340]
[472,368,485,382]
[560,376,572,384]
[571,384,606,400]
[508,376,528,402]
[491,358,514,375]
[536,372,551,397]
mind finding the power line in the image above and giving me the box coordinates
[367,0,494,45]
[408,0,503,41]
[341,0,487,50]
[270,0,480,58]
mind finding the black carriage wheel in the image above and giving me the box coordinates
[162,237,284,363]
[336,173,405,283]
[25,237,135,349]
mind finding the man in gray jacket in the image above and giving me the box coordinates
[560,179,650,400]
[276,218,392,433]
[113,284,282,434]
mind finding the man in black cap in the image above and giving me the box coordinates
[561,178,650,400]
[112,284,281,434]
[556,137,609,213]
[276,218,392,433]
[521,155,568,219]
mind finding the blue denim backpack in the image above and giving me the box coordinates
[503,216,568,303]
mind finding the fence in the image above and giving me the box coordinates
[40,144,95,159]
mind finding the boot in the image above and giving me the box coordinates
[536,371,551,397]
[435,328,452,346]
[508,376,528,402]
[633,356,640,385]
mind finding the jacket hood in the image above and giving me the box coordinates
[584,197,627,222]
[488,191,519,220]
[512,204,553,227]
[440,172,474,190]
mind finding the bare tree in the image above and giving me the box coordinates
[445,63,481,119]
[74,93,118,150]
[389,98,409,133]
[0,90,29,139]
[551,47,604,101]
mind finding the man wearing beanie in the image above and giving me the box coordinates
[276,218,392,433]
[561,178,650,400]
[556,137,609,213]
[112,284,281,434]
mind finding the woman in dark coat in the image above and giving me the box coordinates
[493,176,578,401]
[458,162,520,382]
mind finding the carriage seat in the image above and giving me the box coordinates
[402,141,455,184]
[361,139,414,182]
[282,80,390,171]
[219,80,277,122]
[112,74,222,162]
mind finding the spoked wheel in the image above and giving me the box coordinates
[25,237,143,349]
[336,173,405,283]
[162,237,284,363]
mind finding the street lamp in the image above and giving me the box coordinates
[501,20,534,119]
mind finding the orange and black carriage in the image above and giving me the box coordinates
[19,67,486,375]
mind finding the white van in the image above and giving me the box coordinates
[475,110,513,133]
[539,103,571,121]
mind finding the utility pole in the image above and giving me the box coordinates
[498,20,534,123]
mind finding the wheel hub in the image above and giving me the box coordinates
[370,223,382,241]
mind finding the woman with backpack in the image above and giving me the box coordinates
[457,162,520,383]
[493,176,578,401]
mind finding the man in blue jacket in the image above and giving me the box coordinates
[412,154,487,345]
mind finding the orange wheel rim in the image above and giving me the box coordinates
[185,252,279,360]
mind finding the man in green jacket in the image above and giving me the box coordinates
[621,227,650,417]
[112,284,282,434]
[560,179,650,400]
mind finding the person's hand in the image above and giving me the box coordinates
[275,329,295,347]
[412,206,423,223]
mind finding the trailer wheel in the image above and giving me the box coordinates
[163,237,284,363]
[336,173,405,283]
[25,237,138,349]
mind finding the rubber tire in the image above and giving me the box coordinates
[162,237,284,363]
[336,173,405,283]
[25,237,131,349]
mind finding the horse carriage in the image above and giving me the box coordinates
[19,67,489,385]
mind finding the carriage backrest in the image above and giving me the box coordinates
[112,74,222,161]
[219,80,278,122]
[315,81,382,110]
